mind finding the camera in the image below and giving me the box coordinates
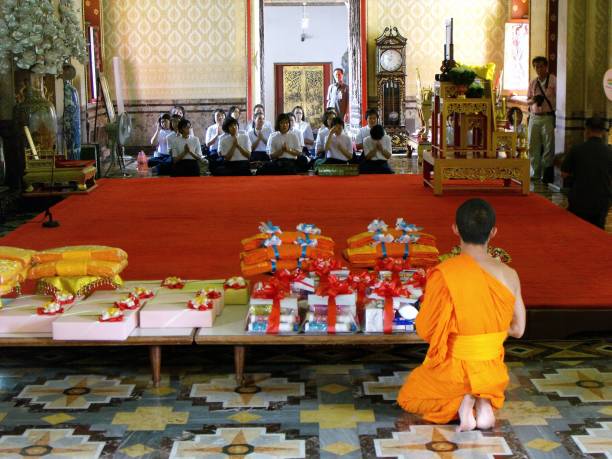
[533,95,545,107]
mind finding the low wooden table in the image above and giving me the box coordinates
[0,327,196,388]
[422,150,530,195]
[196,305,424,384]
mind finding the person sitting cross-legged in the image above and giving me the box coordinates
[257,113,302,175]
[247,112,272,163]
[214,116,252,176]
[169,118,203,177]
[321,116,353,165]
[359,124,393,174]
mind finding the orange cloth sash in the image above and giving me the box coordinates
[448,331,507,361]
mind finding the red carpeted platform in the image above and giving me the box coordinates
[2,176,611,311]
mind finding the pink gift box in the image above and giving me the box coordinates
[52,303,138,341]
[139,297,215,328]
[0,296,74,333]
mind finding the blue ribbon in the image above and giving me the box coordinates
[270,259,277,273]
[381,242,388,258]
[297,258,303,269]
[272,245,280,259]
[301,245,307,258]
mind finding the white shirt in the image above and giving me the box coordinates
[205,124,223,149]
[355,126,375,147]
[316,127,330,154]
[247,126,272,151]
[291,127,304,148]
[325,132,353,161]
[169,135,203,161]
[363,135,392,160]
[267,131,301,159]
[154,128,173,157]
[296,120,314,146]
[218,132,251,161]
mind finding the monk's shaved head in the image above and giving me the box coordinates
[455,199,496,245]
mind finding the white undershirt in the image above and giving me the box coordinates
[296,120,314,146]
[315,127,330,154]
[205,124,223,149]
[154,128,173,157]
[356,125,375,147]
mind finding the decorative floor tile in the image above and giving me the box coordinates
[41,412,76,425]
[16,375,135,409]
[525,437,562,453]
[571,421,612,458]
[530,368,612,402]
[228,411,263,423]
[300,404,375,429]
[112,406,189,431]
[0,428,105,458]
[190,373,305,408]
[499,401,562,426]
[170,427,305,458]
[363,372,409,401]
[373,425,513,458]
[323,440,360,455]
[120,443,156,457]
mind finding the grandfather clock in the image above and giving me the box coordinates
[375,27,408,150]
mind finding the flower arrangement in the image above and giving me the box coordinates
[0,0,86,75]
[448,66,477,87]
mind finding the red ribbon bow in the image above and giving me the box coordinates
[318,275,354,334]
[375,258,410,284]
[188,299,214,311]
[274,268,306,290]
[114,294,140,311]
[205,289,222,300]
[36,306,64,316]
[251,279,288,334]
[372,281,409,334]
[348,271,375,316]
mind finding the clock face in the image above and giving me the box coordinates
[380,49,403,72]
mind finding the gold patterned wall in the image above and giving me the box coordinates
[102,0,247,100]
[367,0,507,96]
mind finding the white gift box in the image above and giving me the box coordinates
[52,303,139,341]
[364,301,418,333]
[0,296,74,333]
[291,277,315,294]
[249,296,298,311]
[307,293,356,313]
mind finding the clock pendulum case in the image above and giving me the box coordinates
[375,26,408,150]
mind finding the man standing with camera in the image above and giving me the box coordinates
[527,56,556,183]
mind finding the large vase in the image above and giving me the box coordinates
[14,72,57,151]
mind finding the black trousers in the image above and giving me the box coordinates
[171,159,200,177]
[359,160,393,174]
[213,160,252,176]
[257,158,297,175]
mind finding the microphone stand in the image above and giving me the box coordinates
[42,145,59,228]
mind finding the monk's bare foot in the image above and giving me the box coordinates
[475,397,495,430]
[456,394,476,432]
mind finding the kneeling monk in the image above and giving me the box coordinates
[397,198,526,431]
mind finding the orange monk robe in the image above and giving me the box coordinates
[397,254,515,424]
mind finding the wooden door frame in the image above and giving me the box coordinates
[248,0,367,127]
[273,62,333,120]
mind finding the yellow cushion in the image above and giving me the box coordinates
[33,245,128,263]
[0,246,35,268]
[28,259,128,279]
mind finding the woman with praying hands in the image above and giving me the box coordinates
[215,117,252,176]
[170,119,202,177]
[360,124,393,174]
[248,113,272,162]
[257,113,301,175]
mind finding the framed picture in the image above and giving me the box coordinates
[98,72,115,122]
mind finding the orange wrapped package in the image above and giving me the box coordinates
[347,230,437,249]
[241,259,301,277]
[242,232,335,252]
[344,243,439,269]
[240,245,334,265]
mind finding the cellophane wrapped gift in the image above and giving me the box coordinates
[247,280,299,334]
[223,276,250,305]
[0,294,76,333]
[303,277,358,333]
[363,281,419,333]
[139,291,216,328]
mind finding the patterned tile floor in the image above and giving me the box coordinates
[1,156,611,457]
[0,341,610,458]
